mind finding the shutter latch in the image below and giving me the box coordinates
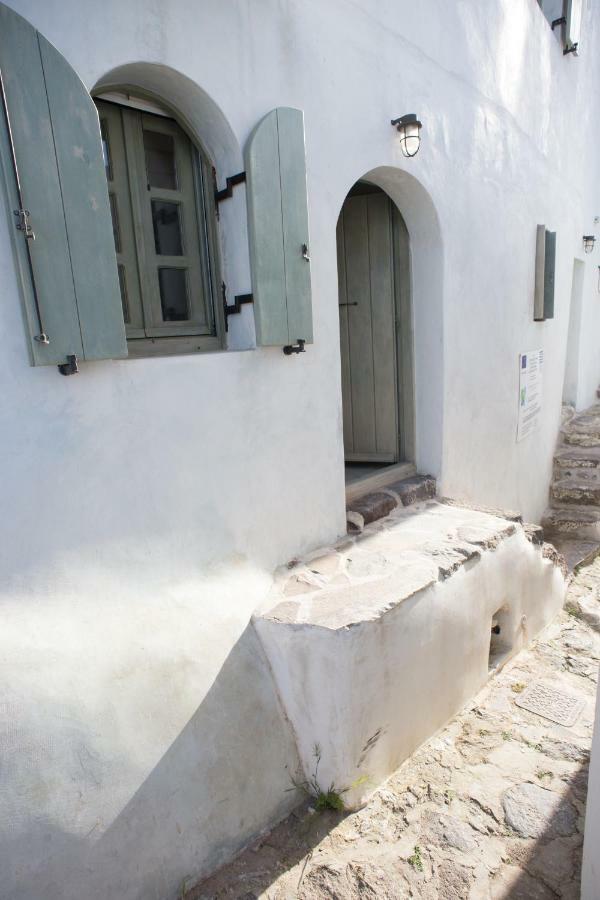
[13,208,35,240]
[283,339,306,356]
[58,355,79,376]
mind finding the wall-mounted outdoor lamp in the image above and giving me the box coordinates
[391,113,422,158]
[583,235,596,254]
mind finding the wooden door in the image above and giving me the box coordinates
[337,189,398,462]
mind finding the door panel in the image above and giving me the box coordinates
[369,194,397,456]
[336,214,354,451]
[344,195,377,456]
[337,191,398,463]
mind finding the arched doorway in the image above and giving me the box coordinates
[337,181,414,487]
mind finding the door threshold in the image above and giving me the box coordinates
[345,461,417,503]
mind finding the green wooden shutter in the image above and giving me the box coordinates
[245,107,313,347]
[0,2,126,366]
[565,0,582,53]
[543,230,556,321]
[533,224,556,322]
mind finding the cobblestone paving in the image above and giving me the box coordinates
[192,557,600,900]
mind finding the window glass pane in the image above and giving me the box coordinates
[100,119,112,182]
[158,268,189,321]
[118,264,130,324]
[109,193,121,254]
[143,130,177,189]
[152,200,183,255]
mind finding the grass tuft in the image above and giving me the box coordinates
[408,845,424,872]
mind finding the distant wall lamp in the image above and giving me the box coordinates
[583,235,596,254]
[391,113,422,158]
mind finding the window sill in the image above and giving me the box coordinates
[126,333,224,358]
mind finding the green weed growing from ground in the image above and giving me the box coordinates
[408,845,424,871]
[291,745,348,813]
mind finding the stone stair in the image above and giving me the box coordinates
[346,474,436,532]
[542,402,600,571]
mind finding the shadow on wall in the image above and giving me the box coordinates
[2,624,303,900]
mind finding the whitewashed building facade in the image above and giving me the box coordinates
[0,1,599,897]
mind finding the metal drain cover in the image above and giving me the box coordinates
[515,682,585,727]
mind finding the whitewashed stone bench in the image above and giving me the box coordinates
[254,500,566,808]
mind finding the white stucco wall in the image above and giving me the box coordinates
[1,1,600,897]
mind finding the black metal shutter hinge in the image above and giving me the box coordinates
[215,171,246,203]
[222,283,254,331]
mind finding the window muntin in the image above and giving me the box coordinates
[96,98,217,345]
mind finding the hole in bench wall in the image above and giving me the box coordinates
[488,604,514,672]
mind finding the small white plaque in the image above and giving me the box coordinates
[517,349,543,442]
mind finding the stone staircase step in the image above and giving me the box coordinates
[563,431,600,448]
[542,506,600,541]
[561,404,600,447]
[554,445,600,472]
[346,474,436,532]
[550,478,600,507]
[550,537,600,574]
[553,468,600,486]
[561,403,576,428]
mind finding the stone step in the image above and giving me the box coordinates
[553,467,600,486]
[346,474,436,532]
[554,445,600,472]
[563,431,600,448]
[561,403,576,428]
[550,478,600,507]
[561,404,600,447]
[542,506,600,541]
[550,537,600,573]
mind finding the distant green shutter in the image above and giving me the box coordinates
[543,230,556,321]
[533,224,556,322]
[0,2,127,366]
[245,107,313,347]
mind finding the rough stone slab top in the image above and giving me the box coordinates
[259,501,522,630]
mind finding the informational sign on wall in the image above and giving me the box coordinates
[517,349,543,442]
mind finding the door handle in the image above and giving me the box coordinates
[338,302,358,307]
[302,243,310,261]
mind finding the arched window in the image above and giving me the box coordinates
[0,0,313,371]
[95,94,220,355]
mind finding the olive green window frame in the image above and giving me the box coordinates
[96,98,223,357]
